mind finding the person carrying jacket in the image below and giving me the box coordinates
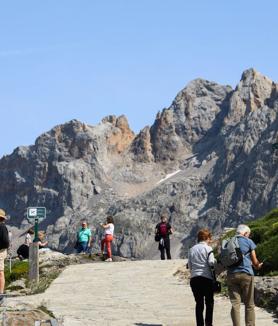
[155,213,173,260]
[188,229,216,326]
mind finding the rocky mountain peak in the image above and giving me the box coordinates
[239,68,273,105]
[0,68,277,258]
[224,69,274,126]
[148,78,232,162]
[102,115,135,155]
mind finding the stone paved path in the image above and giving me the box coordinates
[6,260,277,325]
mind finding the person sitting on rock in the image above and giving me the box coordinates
[38,231,49,250]
[155,213,173,260]
[100,216,114,262]
[76,221,92,254]
[17,228,34,260]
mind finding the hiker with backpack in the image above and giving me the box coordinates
[221,224,263,326]
[155,213,173,260]
[0,209,10,305]
[188,229,216,326]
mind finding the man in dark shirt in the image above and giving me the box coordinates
[0,209,9,304]
[155,213,173,260]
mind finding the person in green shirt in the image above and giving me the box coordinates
[76,221,92,254]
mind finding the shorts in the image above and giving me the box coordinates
[0,249,7,271]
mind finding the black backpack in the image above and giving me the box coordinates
[0,224,9,249]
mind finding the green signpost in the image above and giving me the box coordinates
[27,207,46,242]
[27,207,46,285]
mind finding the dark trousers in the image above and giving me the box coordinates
[159,236,171,260]
[77,241,88,253]
[190,276,214,326]
[17,244,29,259]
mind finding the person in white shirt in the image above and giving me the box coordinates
[100,216,114,262]
[188,229,216,326]
[24,228,34,246]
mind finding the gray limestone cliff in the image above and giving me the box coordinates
[0,68,277,258]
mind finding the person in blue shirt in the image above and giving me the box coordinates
[76,221,92,254]
[227,224,263,326]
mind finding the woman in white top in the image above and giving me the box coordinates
[100,216,114,262]
[188,229,216,326]
[24,228,34,246]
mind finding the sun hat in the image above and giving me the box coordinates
[0,209,7,219]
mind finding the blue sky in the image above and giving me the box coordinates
[0,1,277,158]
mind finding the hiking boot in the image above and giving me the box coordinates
[105,258,112,262]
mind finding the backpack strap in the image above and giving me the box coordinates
[207,250,214,258]
[207,251,216,281]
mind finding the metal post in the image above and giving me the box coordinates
[29,242,39,285]
[29,218,40,284]
[34,218,39,242]
[26,208,46,287]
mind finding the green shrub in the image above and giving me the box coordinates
[249,226,268,243]
[255,235,278,274]
[218,209,278,276]
[247,208,278,276]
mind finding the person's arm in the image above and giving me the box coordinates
[250,250,263,269]
[168,224,174,234]
[155,224,159,234]
[100,223,110,229]
[87,229,92,247]
[208,250,216,267]
[38,240,48,247]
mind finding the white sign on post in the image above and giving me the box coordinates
[27,207,46,220]
[29,208,37,216]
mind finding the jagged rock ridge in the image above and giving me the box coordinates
[0,68,277,257]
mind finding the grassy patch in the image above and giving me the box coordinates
[4,260,29,287]
[5,259,63,295]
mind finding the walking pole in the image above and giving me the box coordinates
[8,231,12,273]
[9,254,11,274]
